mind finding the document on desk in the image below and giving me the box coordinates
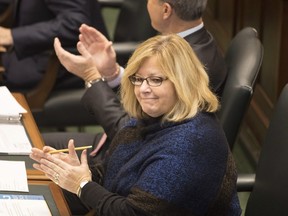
[0,160,29,192]
[0,86,27,122]
[0,194,52,216]
[0,123,32,155]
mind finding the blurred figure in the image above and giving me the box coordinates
[0,0,108,91]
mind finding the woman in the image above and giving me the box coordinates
[30,34,241,216]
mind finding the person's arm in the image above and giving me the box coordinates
[80,182,147,216]
[30,140,147,216]
[12,0,95,59]
[53,36,129,138]
[79,120,235,216]
[81,80,129,139]
[107,66,124,89]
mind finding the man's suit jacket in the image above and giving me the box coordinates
[185,27,227,97]
[81,26,227,140]
[2,0,108,90]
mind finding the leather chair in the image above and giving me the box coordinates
[217,27,264,149]
[237,83,288,215]
[33,0,157,128]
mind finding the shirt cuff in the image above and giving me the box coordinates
[107,66,124,88]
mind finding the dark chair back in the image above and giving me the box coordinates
[245,83,288,215]
[218,27,264,149]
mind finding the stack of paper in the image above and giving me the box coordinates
[0,194,52,216]
[0,86,32,155]
[0,86,27,122]
[0,160,29,192]
[0,123,32,155]
[0,160,52,215]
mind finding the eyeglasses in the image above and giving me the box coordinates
[129,75,168,87]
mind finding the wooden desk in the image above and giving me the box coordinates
[0,93,71,215]
[13,93,45,149]
[0,93,48,180]
[16,93,49,180]
[29,180,71,216]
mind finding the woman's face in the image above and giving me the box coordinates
[134,56,177,118]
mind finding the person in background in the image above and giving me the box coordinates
[43,0,227,154]
[78,0,227,96]
[0,0,108,91]
[30,34,241,216]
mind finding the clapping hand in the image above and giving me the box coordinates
[79,24,119,79]
[30,139,80,167]
[54,37,101,82]
[30,139,92,194]
[54,24,119,82]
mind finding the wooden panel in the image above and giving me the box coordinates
[278,0,288,94]
[204,0,236,52]
[259,0,282,102]
[244,85,273,144]
[216,0,235,36]
[205,0,288,162]
[244,0,288,155]
[236,0,263,33]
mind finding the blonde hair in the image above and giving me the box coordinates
[121,34,219,122]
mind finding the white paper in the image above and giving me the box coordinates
[0,194,52,216]
[0,86,27,121]
[0,124,32,155]
[0,160,29,192]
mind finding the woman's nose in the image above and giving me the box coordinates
[139,80,151,92]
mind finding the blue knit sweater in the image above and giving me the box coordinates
[81,112,242,216]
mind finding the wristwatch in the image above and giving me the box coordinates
[85,77,106,88]
[77,180,90,197]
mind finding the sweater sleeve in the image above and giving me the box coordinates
[80,182,148,216]
[81,80,129,139]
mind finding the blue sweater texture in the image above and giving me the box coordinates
[81,112,242,216]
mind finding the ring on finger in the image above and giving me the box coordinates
[54,173,60,184]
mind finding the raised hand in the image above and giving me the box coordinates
[79,24,119,79]
[54,37,101,82]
